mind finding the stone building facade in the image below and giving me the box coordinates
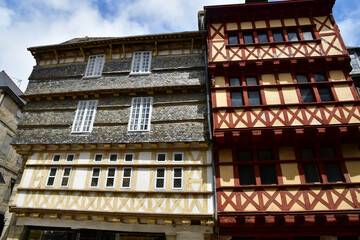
[6,32,214,240]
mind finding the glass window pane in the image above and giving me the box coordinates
[273,31,284,42]
[288,30,299,41]
[300,148,315,159]
[324,162,343,182]
[318,87,333,101]
[296,74,309,83]
[303,163,321,183]
[258,150,273,161]
[259,165,277,185]
[248,90,262,105]
[229,77,241,86]
[300,87,315,102]
[228,33,239,45]
[319,147,336,158]
[246,77,258,86]
[231,91,244,106]
[239,165,256,185]
[313,73,326,82]
[243,33,254,44]
[237,150,252,161]
[302,29,314,40]
[257,32,269,43]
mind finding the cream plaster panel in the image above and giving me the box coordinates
[345,161,360,182]
[278,73,293,84]
[226,23,238,31]
[279,147,295,160]
[264,88,281,105]
[207,194,214,214]
[215,90,228,107]
[241,21,253,30]
[262,74,276,85]
[314,16,327,31]
[255,21,266,29]
[269,19,282,28]
[215,76,226,87]
[189,151,200,163]
[220,166,234,186]
[72,168,87,189]
[138,152,152,164]
[328,40,343,55]
[136,168,150,191]
[218,149,232,163]
[20,168,34,188]
[342,144,360,158]
[28,153,39,164]
[211,24,224,40]
[212,43,226,62]
[206,167,213,192]
[281,163,301,184]
[78,152,90,164]
[334,84,354,101]
[282,87,299,104]
[329,70,346,81]
[284,18,296,26]
[15,192,27,207]
[298,17,310,25]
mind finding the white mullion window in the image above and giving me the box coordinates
[89,167,101,188]
[124,153,135,163]
[94,153,104,162]
[121,167,132,188]
[46,167,58,187]
[60,167,72,187]
[173,152,184,163]
[66,153,75,162]
[52,154,62,163]
[72,100,98,133]
[84,54,105,78]
[172,167,184,190]
[156,153,167,163]
[128,97,153,132]
[131,51,152,74]
[155,167,166,190]
[109,153,119,162]
[105,167,116,188]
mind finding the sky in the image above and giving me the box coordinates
[0,0,359,92]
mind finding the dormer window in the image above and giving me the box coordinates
[84,54,105,78]
[131,51,152,74]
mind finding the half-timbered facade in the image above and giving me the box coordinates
[203,0,360,239]
[6,32,214,240]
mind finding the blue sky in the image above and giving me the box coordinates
[0,0,359,92]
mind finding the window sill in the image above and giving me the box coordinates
[129,72,151,76]
[226,39,320,48]
[82,75,102,79]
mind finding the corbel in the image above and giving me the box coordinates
[53,50,59,64]
[155,41,158,56]
[109,43,113,59]
[190,38,194,54]
[122,43,126,59]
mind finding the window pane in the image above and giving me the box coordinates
[302,29,314,40]
[319,147,336,158]
[53,154,61,162]
[300,87,315,103]
[324,163,343,182]
[237,150,252,161]
[109,154,118,162]
[318,87,333,101]
[248,90,262,105]
[94,154,103,162]
[243,33,254,44]
[258,150,273,161]
[257,32,269,43]
[259,165,277,185]
[288,30,299,41]
[303,163,321,183]
[125,154,133,162]
[246,77,258,86]
[296,74,309,83]
[313,73,326,82]
[157,153,166,162]
[350,54,360,70]
[174,153,183,162]
[239,165,256,185]
[300,148,315,159]
[228,33,239,45]
[273,31,284,42]
[231,91,244,106]
[229,77,241,86]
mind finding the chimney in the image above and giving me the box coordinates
[245,0,268,3]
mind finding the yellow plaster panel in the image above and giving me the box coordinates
[262,74,276,85]
[220,166,234,186]
[215,76,226,87]
[226,23,238,31]
[269,19,282,28]
[334,84,354,101]
[314,16,327,32]
[261,46,272,59]
[215,90,228,107]
[264,88,281,105]
[284,18,296,26]
[255,21,266,29]
[288,107,303,126]
[281,163,301,184]
[278,73,293,84]
[211,24,224,40]
[329,70,346,81]
[345,161,360,182]
[298,17,310,25]
[282,87,299,104]
[307,43,321,57]
[328,40,343,56]
[241,21,253,30]
[218,149,233,163]
[279,147,295,160]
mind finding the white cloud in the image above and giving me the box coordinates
[0,7,14,28]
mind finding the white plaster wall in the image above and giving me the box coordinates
[28,153,38,164]
[20,168,33,188]
[72,168,87,189]
[136,168,150,191]
[78,152,91,164]
[138,152,151,164]
[206,167,213,192]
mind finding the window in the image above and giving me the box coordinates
[228,33,239,45]
[66,154,75,162]
[313,73,326,82]
[72,100,98,133]
[350,52,360,70]
[302,29,314,40]
[46,168,58,187]
[320,147,343,183]
[318,87,333,101]
[173,152,184,163]
[121,167,132,188]
[128,97,153,131]
[287,30,299,41]
[230,91,244,106]
[109,153,119,162]
[89,167,101,188]
[52,154,61,162]
[124,153,134,163]
[94,153,104,162]
[156,153,167,163]
[243,32,254,44]
[246,77,258,86]
[246,77,262,105]
[296,74,309,83]
[60,167,72,187]
[300,148,321,183]
[299,87,315,103]
[257,31,269,43]
[258,150,277,185]
[273,31,284,42]
[237,150,255,186]
[84,54,105,78]
[172,167,183,190]
[1,134,12,156]
[155,167,166,189]
[105,167,116,188]
[229,77,241,86]
[131,51,152,74]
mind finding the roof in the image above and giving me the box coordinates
[0,71,26,106]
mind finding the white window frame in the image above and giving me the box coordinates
[172,152,184,163]
[105,167,117,189]
[121,167,133,189]
[65,153,75,163]
[46,167,58,187]
[60,167,72,188]
[156,152,167,163]
[93,153,104,163]
[124,153,135,163]
[128,97,153,132]
[109,153,119,163]
[172,167,184,190]
[130,51,152,74]
[72,100,98,133]
[89,167,101,188]
[84,54,106,78]
[154,167,166,190]
[350,51,360,71]
[52,153,62,163]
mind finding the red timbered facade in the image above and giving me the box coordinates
[203,0,360,239]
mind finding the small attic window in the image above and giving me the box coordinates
[84,54,105,78]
